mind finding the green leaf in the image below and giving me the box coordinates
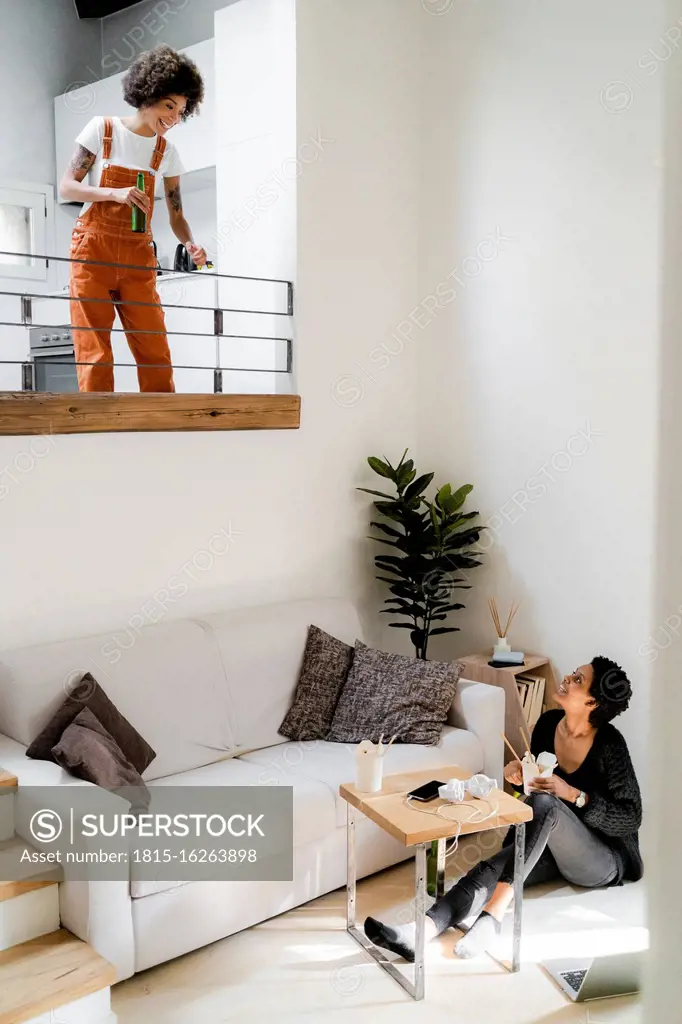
[435,484,452,509]
[388,622,417,629]
[403,473,435,502]
[369,521,403,538]
[368,457,394,479]
[429,627,459,635]
[357,487,396,500]
[374,554,405,567]
[444,483,473,513]
[395,448,410,470]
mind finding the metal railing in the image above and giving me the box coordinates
[0,250,294,394]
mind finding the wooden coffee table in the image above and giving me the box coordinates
[340,764,533,1000]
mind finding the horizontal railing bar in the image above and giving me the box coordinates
[0,322,291,342]
[0,359,288,374]
[0,251,292,287]
[0,290,291,317]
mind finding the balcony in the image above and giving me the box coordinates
[0,250,299,435]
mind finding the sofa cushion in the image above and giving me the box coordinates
[0,618,234,782]
[199,598,364,754]
[51,707,150,809]
[278,626,354,741]
[28,675,156,775]
[327,641,462,745]
[238,725,484,828]
[129,755,337,897]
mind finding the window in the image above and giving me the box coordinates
[0,185,50,282]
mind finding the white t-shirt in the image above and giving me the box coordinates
[75,116,186,214]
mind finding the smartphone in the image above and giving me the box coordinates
[407,780,445,803]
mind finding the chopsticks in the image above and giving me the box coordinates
[501,732,523,763]
[520,724,533,758]
[379,734,397,757]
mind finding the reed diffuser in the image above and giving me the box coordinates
[488,598,520,657]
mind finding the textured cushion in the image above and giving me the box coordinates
[278,625,354,741]
[27,674,156,775]
[327,642,462,745]
[51,707,150,809]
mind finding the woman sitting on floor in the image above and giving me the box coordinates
[364,656,643,961]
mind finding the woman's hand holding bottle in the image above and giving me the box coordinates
[110,186,150,212]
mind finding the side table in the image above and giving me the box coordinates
[340,764,533,1000]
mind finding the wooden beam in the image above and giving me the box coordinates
[0,393,301,436]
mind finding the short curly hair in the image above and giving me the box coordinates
[588,656,632,727]
[122,44,204,120]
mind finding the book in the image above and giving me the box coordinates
[516,673,546,731]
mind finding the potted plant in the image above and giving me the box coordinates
[359,449,484,660]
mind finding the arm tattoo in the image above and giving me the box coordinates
[165,182,183,214]
[67,145,96,181]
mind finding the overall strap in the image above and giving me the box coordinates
[150,134,167,173]
[102,118,114,161]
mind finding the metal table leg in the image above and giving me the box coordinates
[346,809,428,1000]
[436,837,446,899]
[347,803,356,929]
[511,821,525,973]
[413,843,427,1000]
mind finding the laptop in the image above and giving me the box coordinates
[541,950,644,1002]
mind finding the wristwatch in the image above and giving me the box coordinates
[575,790,587,809]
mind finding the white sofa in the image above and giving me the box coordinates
[0,598,504,981]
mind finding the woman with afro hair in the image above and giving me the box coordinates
[60,44,207,392]
[363,656,643,962]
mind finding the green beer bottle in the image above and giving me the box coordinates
[131,172,146,233]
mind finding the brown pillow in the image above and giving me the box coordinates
[51,707,150,810]
[278,625,355,741]
[327,641,462,746]
[27,673,155,775]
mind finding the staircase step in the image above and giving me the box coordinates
[1,884,60,952]
[0,836,63,890]
[23,990,114,1024]
[0,880,56,904]
[0,928,116,1024]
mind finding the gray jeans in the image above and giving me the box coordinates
[427,792,619,934]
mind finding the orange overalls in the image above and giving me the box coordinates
[70,118,175,393]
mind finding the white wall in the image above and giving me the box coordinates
[0,0,420,655]
[417,0,663,781]
[0,0,102,294]
[214,0,297,394]
[647,2,682,1017]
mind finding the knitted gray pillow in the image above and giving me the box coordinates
[327,641,462,745]
[278,625,355,741]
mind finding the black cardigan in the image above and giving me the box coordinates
[529,710,643,884]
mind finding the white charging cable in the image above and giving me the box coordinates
[404,794,500,859]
